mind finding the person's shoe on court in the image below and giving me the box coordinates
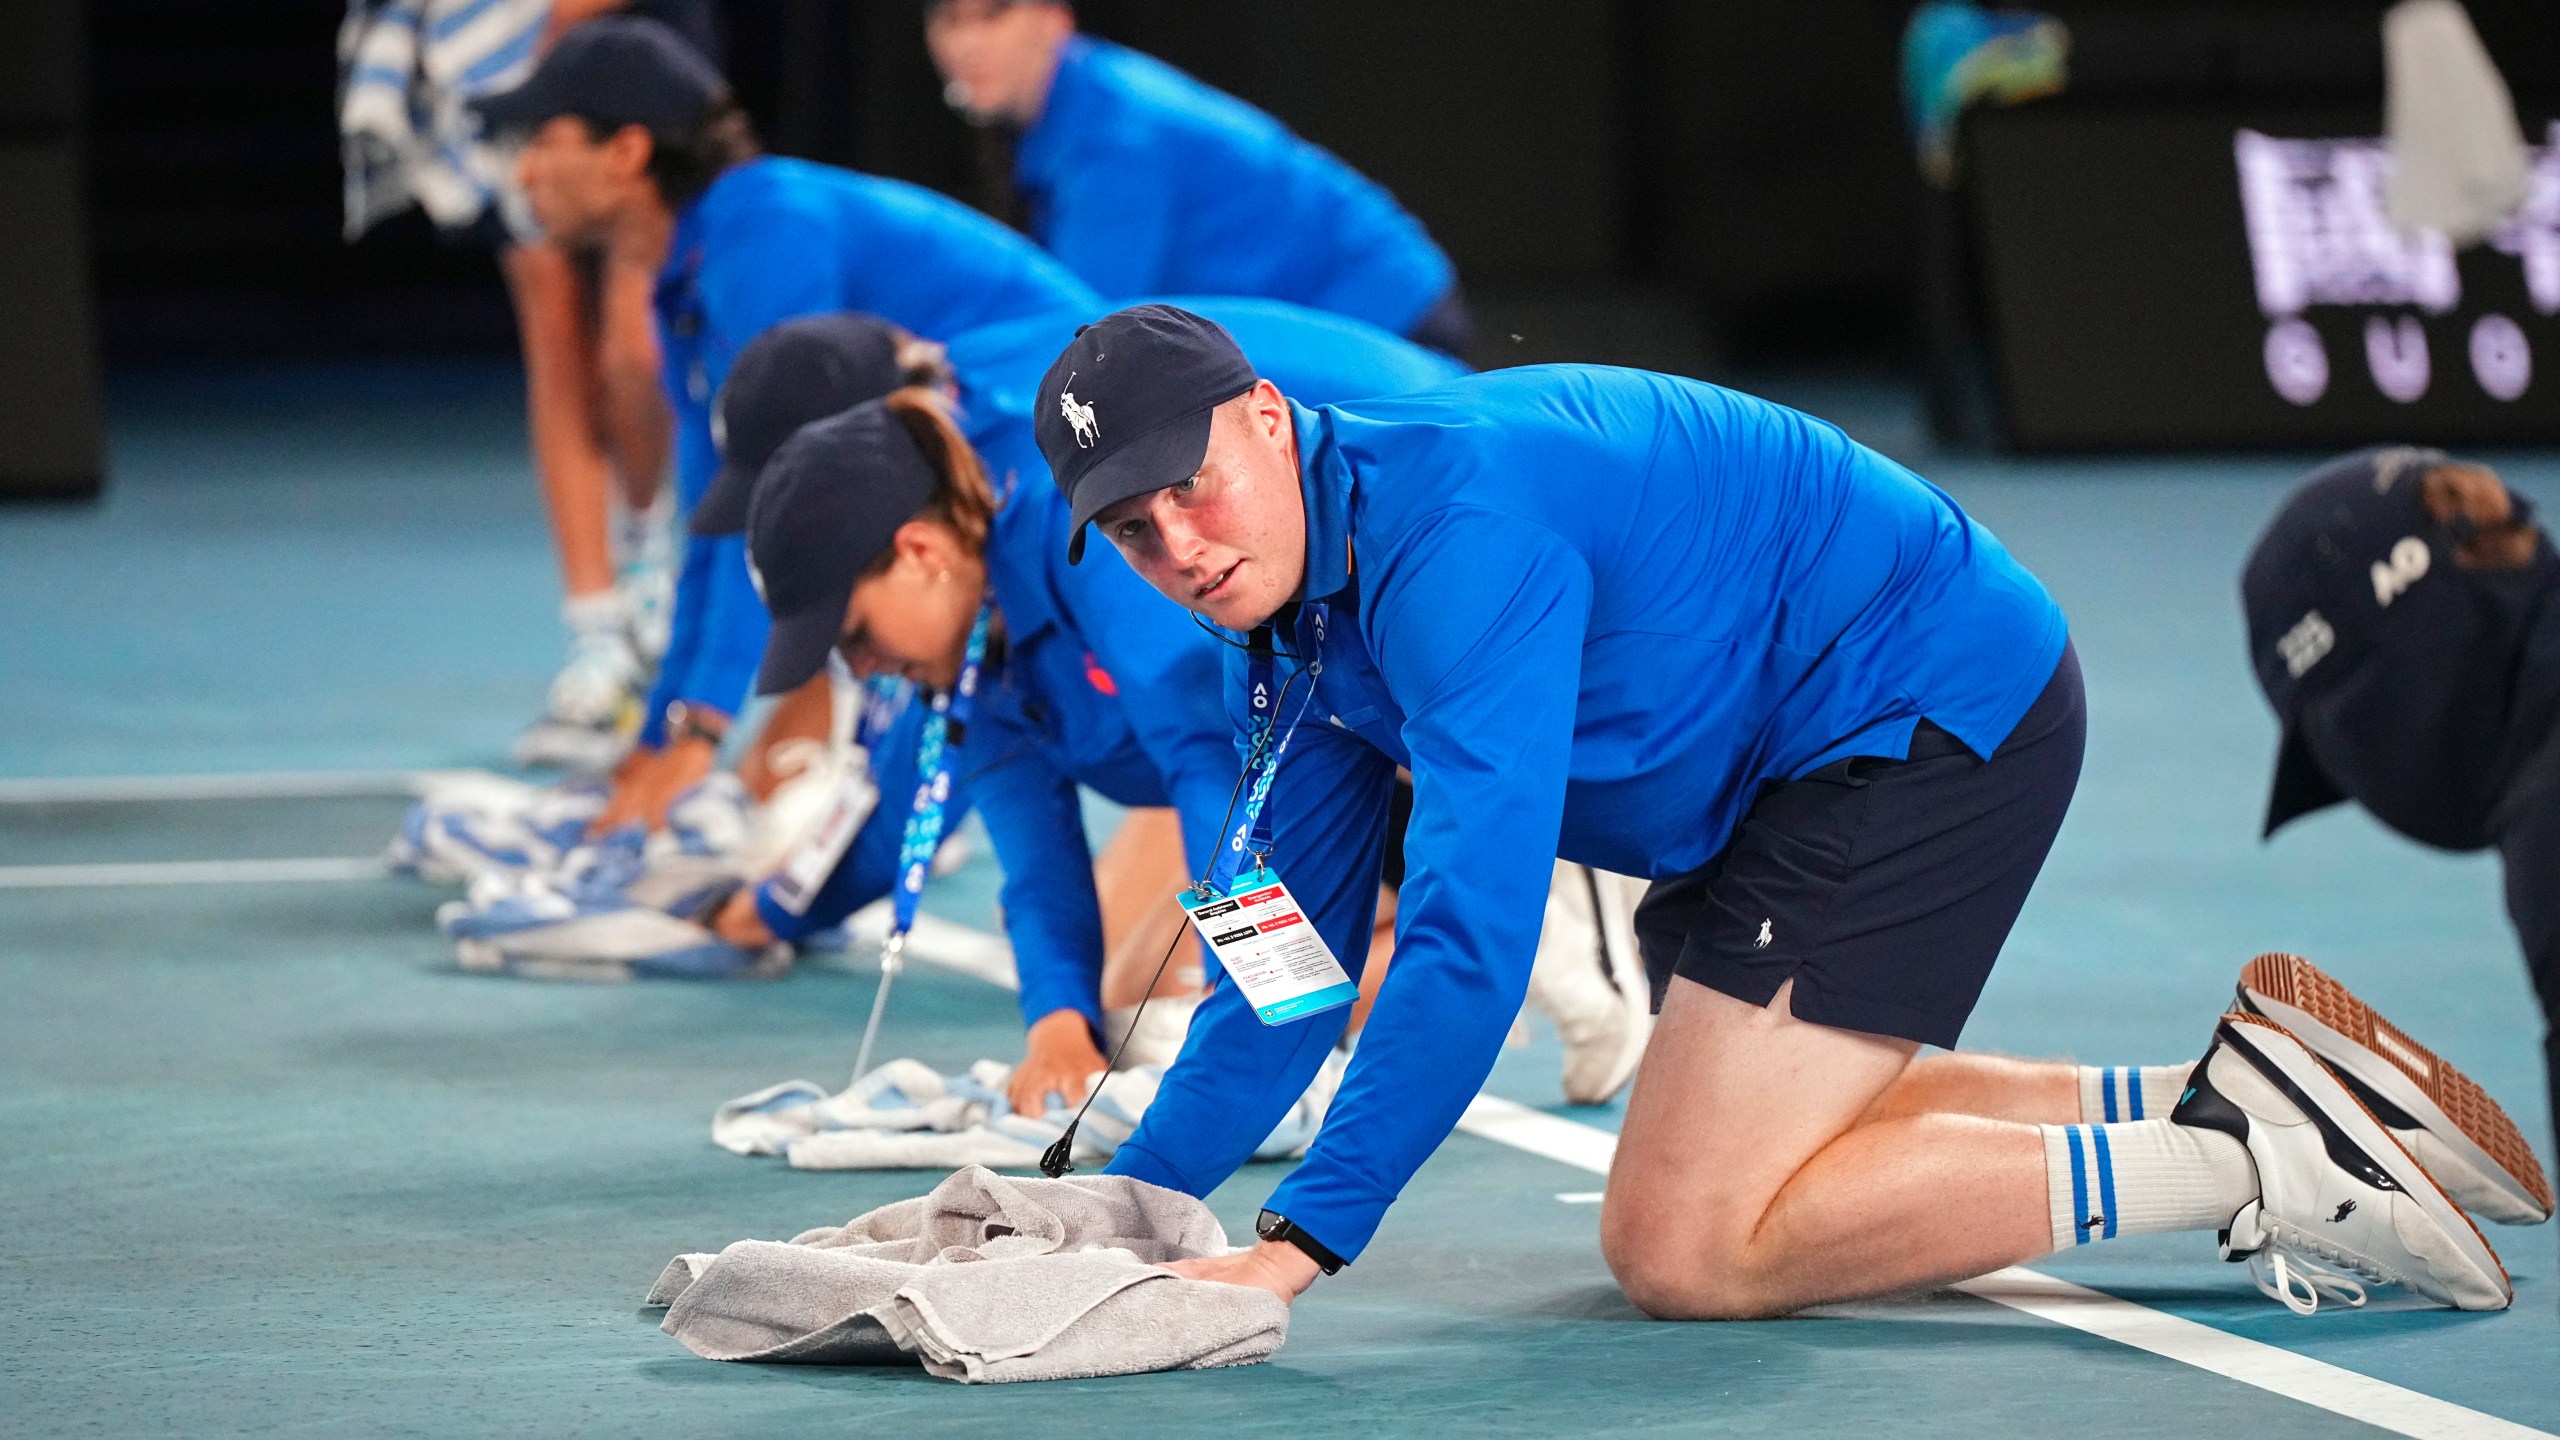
[1525,862,1651,1106]
[517,593,645,771]
[2174,1013,2511,1313]
[2233,952,2552,1226]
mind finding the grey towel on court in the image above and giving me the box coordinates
[650,1164,1285,1381]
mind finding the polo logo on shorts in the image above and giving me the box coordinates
[1754,919,1773,949]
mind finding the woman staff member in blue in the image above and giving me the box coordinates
[700,302,1464,1117]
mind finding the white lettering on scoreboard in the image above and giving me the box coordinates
[2235,124,2559,406]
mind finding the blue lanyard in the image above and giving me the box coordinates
[889,604,992,940]
[1219,605,1325,889]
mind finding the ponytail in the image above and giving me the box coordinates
[878,387,998,565]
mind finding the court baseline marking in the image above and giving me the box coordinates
[0,856,393,888]
[1457,1093,2550,1440]
[0,768,468,804]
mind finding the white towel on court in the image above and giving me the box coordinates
[712,1046,1347,1170]
[649,1165,1286,1381]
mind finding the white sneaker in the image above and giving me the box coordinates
[1526,862,1653,1105]
[2235,952,2551,1226]
[2177,1013,2512,1314]
[516,619,643,771]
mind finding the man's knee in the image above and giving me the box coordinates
[1600,1198,1783,1321]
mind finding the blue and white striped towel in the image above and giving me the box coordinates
[337,0,551,241]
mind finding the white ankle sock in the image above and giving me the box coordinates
[2076,1063,2194,1124]
[561,590,627,636]
[2039,1119,2256,1250]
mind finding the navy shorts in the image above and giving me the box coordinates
[1635,643,2085,1049]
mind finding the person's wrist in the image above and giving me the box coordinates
[1253,1209,1345,1275]
[1256,1237,1323,1290]
[663,700,730,748]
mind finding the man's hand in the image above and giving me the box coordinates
[589,736,719,836]
[1008,1009,1109,1117]
[713,888,775,948]
[1160,1239,1322,1304]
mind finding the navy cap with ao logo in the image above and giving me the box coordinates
[2239,445,2544,839]
[745,400,938,696]
[1035,305,1259,563]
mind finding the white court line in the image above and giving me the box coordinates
[0,856,393,888]
[1454,1094,2549,1440]
[0,768,478,804]
[1952,1268,2550,1440]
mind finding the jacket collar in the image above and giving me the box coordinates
[1291,400,1356,608]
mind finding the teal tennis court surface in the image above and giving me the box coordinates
[3,367,2552,1437]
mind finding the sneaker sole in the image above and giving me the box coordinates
[2237,952,2551,1225]
[2221,1012,2512,1311]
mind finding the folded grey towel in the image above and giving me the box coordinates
[875,1249,1287,1383]
[651,1165,1285,1382]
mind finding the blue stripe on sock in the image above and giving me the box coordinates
[2065,1125,2091,1245]
[2092,1126,2120,1240]
[2102,1067,2119,1123]
[2128,1069,2145,1121]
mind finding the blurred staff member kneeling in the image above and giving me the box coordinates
[472,15,1097,838]
[690,298,1473,1116]
[923,0,1470,358]
[2246,446,2560,1187]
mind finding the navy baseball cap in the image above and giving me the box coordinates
[746,400,939,696]
[1035,304,1258,563]
[2242,446,2465,835]
[691,314,906,538]
[470,16,726,139]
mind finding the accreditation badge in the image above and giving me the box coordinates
[1179,866,1359,1025]
[763,765,877,918]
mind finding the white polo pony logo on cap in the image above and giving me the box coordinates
[1059,372,1100,449]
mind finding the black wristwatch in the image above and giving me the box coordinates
[1255,1208,1345,1275]
[663,700,730,747]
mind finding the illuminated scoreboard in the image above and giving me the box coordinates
[1966,105,2560,450]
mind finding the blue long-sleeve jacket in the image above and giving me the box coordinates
[642,157,1098,744]
[757,300,1467,1035]
[1103,366,2069,1262]
[1013,37,1455,338]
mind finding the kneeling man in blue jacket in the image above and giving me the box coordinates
[1023,305,2518,1319]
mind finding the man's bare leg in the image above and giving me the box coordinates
[594,249,671,512]
[1096,809,1197,1007]
[1864,1051,2081,1126]
[1603,978,2052,1319]
[502,241,617,601]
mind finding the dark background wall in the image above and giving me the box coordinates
[75,1,2560,371]
[82,0,1925,368]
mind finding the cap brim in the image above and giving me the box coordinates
[1063,407,1215,564]
[754,574,859,697]
[690,459,756,538]
[2263,722,2349,838]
